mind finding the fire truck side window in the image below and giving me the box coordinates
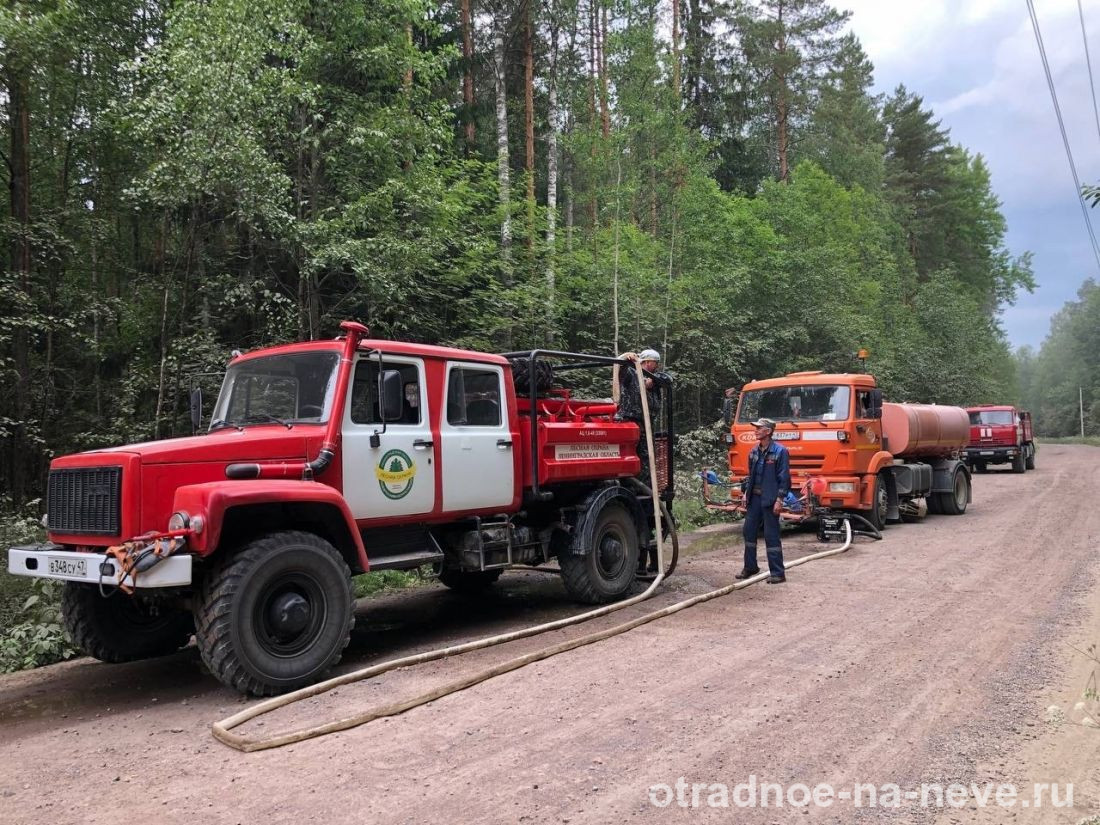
[447,367,502,426]
[350,360,421,425]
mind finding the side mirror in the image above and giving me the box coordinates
[380,369,404,422]
[190,388,203,433]
[870,388,883,419]
[722,397,735,427]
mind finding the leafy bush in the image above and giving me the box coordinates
[0,578,79,673]
[352,568,427,599]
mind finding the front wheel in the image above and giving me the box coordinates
[865,472,888,532]
[194,531,355,696]
[559,503,639,604]
[62,583,193,663]
[1011,450,1026,474]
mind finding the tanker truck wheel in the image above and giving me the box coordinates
[937,468,970,516]
[61,583,194,663]
[194,531,355,696]
[559,503,639,604]
[865,473,888,532]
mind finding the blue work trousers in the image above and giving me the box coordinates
[743,494,785,577]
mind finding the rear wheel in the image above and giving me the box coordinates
[438,568,503,592]
[61,583,193,663]
[560,503,639,604]
[194,530,354,696]
[937,468,970,516]
[1025,444,1036,470]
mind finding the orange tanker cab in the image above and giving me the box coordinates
[718,371,972,531]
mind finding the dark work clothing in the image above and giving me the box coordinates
[616,367,670,427]
[744,441,790,506]
[742,439,790,578]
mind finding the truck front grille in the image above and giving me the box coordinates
[789,454,827,474]
[47,467,122,535]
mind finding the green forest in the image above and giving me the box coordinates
[3,0,1092,512]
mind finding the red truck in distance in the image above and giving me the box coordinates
[6,322,674,696]
[964,405,1035,473]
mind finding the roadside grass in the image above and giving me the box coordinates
[353,568,430,599]
[1040,436,1100,447]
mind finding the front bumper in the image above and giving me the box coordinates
[7,544,193,588]
[966,447,1018,464]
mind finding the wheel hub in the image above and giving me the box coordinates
[267,591,311,638]
[598,535,625,575]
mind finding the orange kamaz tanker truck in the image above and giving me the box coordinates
[705,371,972,531]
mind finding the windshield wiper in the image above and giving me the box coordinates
[240,413,293,429]
[208,418,243,432]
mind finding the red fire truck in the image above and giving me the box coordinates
[6,322,674,695]
[964,405,1035,473]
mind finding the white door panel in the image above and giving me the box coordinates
[342,356,436,520]
[440,363,515,512]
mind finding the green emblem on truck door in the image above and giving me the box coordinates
[375,449,416,500]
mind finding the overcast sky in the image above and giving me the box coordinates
[837,0,1100,351]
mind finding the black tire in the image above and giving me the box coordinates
[61,582,193,664]
[438,567,503,592]
[937,468,970,516]
[559,503,639,604]
[926,493,942,515]
[509,358,554,393]
[865,472,888,532]
[1011,450,1026,474]
[1025,444,1036,470]
[194,531,355,696]
[973,462,987,474]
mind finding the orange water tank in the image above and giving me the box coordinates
[881,402,969,459]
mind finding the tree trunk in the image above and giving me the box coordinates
[462,0,476,152]
[598,0,611,138]
[494,22,512,269]
[775,3,789,182]
[546,7,560,340]
[671,0,681,99]
[524,0,536,249]
[7,60,32,503]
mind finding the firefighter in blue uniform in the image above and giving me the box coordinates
[735,417,790,584]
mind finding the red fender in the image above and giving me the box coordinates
[171,481,368,571]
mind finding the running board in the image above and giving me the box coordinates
[367,550,443,571]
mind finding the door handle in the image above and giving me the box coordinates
[497,439,513,449]
[413,439,434,450]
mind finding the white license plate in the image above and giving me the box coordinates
[773,431,800,440]
[48,556,87,577]
[980,451,994,456]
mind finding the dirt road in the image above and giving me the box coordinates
[2,445,1099,824]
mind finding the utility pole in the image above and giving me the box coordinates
[1081,386,1086,438]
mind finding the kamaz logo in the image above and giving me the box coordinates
[83,484,112,497]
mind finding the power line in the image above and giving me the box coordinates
[1073,0,1100,145]
[1077,0,1100,146]
[1026,0,1100,273]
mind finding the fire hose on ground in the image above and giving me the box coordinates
[212,362,873,752]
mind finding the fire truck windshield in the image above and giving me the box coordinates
[968,409,1014,425]
[737,384,851,423]
[210,351,340,429]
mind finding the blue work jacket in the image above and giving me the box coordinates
[745,440,791,507]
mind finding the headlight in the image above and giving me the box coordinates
[837,431,849,442]
[828,482,856,493]
[168,511,190,531]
